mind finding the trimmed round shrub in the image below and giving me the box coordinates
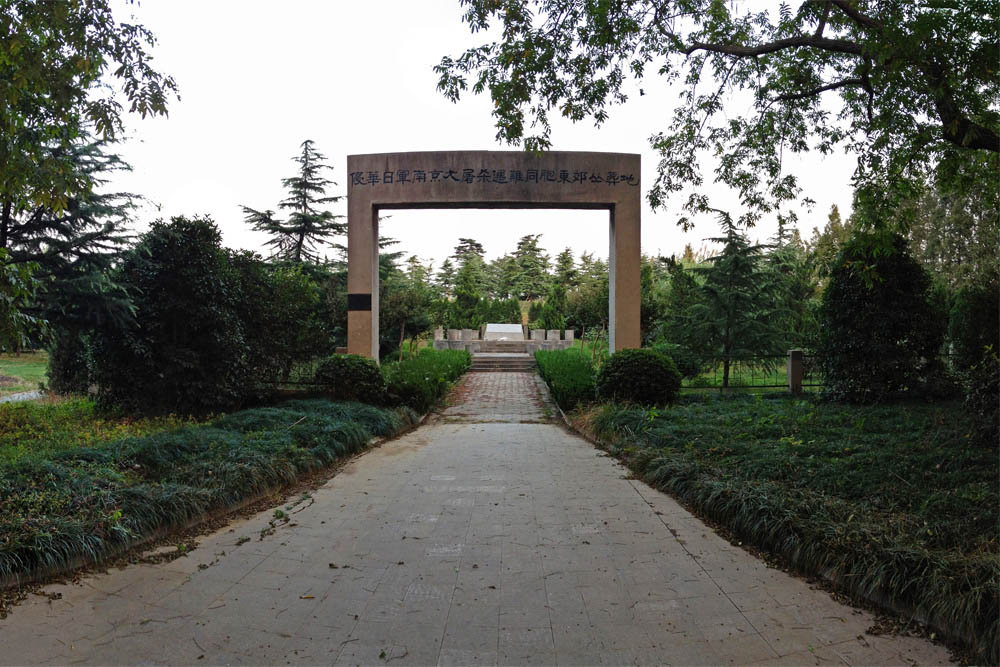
[596,348,681,406]
[313,354,386,405]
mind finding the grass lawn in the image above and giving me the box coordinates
[0,351,49,397]
[574,395,998,662]
[0,398,195,466]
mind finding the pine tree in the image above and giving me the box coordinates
[450,255,486,328]
[242,140,344,263]
[452,238,486,262]
[436,258,456,298]
[511,234,550,300]
[488,254,518,300]
[681,243,696,265]
[808,205,852,286]
[683,212,786,388]
[0,138,136,383]
[554,247,578,286]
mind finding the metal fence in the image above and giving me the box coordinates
[681,351,964,393]
[681,354,823,392]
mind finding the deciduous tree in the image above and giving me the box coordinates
[437,1,998,228]
[1,0,177,212]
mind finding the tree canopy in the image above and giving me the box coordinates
[1,0,177,211]
[436,0,998,228]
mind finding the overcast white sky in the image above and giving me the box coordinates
[106,0,857,269]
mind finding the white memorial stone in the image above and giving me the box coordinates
[484,323,525,341]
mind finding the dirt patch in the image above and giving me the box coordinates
[0,376,20,386]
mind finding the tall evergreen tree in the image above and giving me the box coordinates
[808,205,853,287]
[487,254,517,300]
[242,140,344,263]
[0,139,137,387]
[0,140,135,327]
[436,258,456,298]
[682,212,786,388]
[450,255,486,328]
[554,247,578,286]
[452,238,486,263]
[511,234,550,300]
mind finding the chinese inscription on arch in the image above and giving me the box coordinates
[349,167,639,187]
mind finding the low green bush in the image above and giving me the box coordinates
[534,349,595,410]
[0,399,415,584]
[313,354,386,404]
[584,396,998,663]
[596,348,681,406]
[382,348,470,413]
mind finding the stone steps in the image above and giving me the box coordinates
[477,341,532,353]
[470,353,536,372]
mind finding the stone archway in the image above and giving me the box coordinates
[346,150,641,358]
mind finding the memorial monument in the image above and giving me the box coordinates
[346,150,640,359]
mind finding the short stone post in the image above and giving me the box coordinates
[461,329,477,341]
[434,326,444,341]
[531,329,545,341]
[546,329,561,342]
[564,329,575,342]
[448,328,462,341]
[787,349,804,395]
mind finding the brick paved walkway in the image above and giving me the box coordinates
[439,373,551,423]
[0,373,952,665]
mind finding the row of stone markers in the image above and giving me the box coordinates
[432,325,574,353]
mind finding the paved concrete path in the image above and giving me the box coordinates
[1,373,952,666]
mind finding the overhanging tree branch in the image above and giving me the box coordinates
[774,77,869,102]
[682,34,863,58]
[829,0,882,30]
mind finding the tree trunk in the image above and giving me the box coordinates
[398,324,405,362]
[0,200,11,250]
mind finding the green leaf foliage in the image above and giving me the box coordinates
[313,354,387,405]
[677,213,787,387]
[534,348,596,410]
[596,348,681,406]
[437,1,998,229]
[818,232,948,402]
[92,216,322,414]
[948,280,1000,371]
[0,1,177,212]
[382,348,471,413]
[964,350,999,448]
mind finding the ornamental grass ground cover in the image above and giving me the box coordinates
[0,398,416,585]
[575,394,999,663]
